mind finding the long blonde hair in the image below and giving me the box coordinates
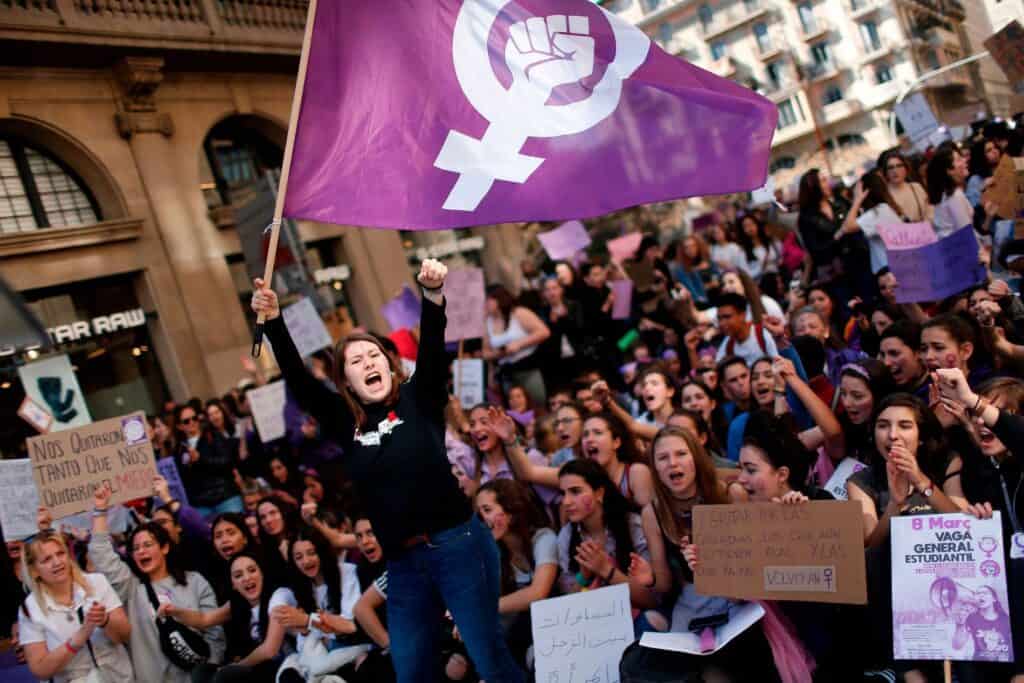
[22,531,92,614]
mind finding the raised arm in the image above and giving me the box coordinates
[489,407,560,488]
[412,259,450,418]
[88,485,137,604]
[252,278,353,439]
[774,358,844,461]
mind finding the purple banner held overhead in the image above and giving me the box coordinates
[888,226,986,303]
[282,0,777,230]
[537,220,592,261]
[382,286,422,331]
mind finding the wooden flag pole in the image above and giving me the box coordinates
[455,339,465,399]
[252,0,319,357]
[943,660,951,683]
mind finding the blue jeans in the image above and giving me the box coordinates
[194,495,244,519]
[386,517,524,683]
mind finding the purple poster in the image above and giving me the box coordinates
[610,279,633,320]
[537,220,592,261]
[381,286,423,331]
[888,226,986,303]
[891,513,1014,663]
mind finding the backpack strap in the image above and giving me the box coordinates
[753,323,767,355]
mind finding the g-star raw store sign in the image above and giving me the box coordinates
[48,308,146,344]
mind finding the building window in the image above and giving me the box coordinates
[924,48,940,70]
[0,139,101,233]
[811,42,831,66]
[837,133,867,148]
[658,22,674,46]
[711,41,727,60]
[875,62,893,83]
[797,3,816,33]
[744,0,759,12]
[203,119,284,208]
[823,86,843,105]
[698,3,712,29]
[860,21,881,51]
[778,100,799,129]
[754,22,771,52]
[769,156,796,173]
[641,0,663,13]
[766,61,783,88]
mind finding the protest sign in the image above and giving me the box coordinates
[891,513,1014,663]
[983,154,1023,223]
[0,459,41,540]
[26,412,157,519]
[888,226,987,303]
[877,221,937,251]
[381,286,422,331]
[17,354,92,431]
[537,221,592,261]
[623,259,655,291]
[452,358,485,408]
[18,396,52,433]
[640,603,764,655]
[443,268,486,343]
[693,501,867,604]
[247,380,287,442]
[531,584,633,683]
[610,279,633,320]
[894,93,940,150]
[823,458,866,501]
[282,297,333,358]
[984,20,1024,94]
[606,232,644,263]
[156,456,189,506]
[751,177,775,206]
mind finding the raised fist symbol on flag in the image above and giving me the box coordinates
[506,16,595,101]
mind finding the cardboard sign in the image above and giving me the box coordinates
[17,396,53,433]
[606,232,644,263]
[452,358,485,408]
[623,259,655,291]
[155,456,189,506]
[247,380,287,442]
[894,93,940,149]
[877,221,938,251]
[888,226,987,303]
[537,220,592,261]
[0,459,41,540]
[17,354,92,431]
[693,501,867,604]
[531,584,633,683]
[381,286,422,331]
[443,267,486,343]
[610,279,633,320]
[282,297,334,358]
[26,412,157,519]
[984,20,1024,94]
[983,155,1023,222]
[891,513,1014,662]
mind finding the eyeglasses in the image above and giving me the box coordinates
[180,416,197,424]
[886,163,905,171]
[553,417,581,428]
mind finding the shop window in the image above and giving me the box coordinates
[0,138,101,233]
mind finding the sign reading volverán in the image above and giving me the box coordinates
[27,412,157,519]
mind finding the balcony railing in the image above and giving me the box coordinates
[699,1,772,41]
[822,98,864,124]
[708,55,738,78]
[859,37,896,64]
[0,0,309,53]
[755,29,786,60]
[637,0,696,28]
[804,59,841,81]
[799,17,831,42]
[847,0,884,19]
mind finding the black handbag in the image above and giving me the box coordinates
[143,580,210,671]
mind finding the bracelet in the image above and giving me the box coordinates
[66,640,81,655]
[418,281,444,292]
[92,508,108,517]
[604,566,616,584]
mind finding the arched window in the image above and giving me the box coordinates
[0,138,101,233]
[202,118,283,208]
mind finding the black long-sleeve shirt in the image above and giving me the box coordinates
[265,297,472,557]
[960,410,1024,545]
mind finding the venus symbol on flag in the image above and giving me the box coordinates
[435,0,650,211]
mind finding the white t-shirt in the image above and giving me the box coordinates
[856,203,904,273]
[710,242,746,271]
[716,325,779,365]
[251,587,295,641]
[310,561,360,621]
[18,572,133,683]
[932,189,973,239]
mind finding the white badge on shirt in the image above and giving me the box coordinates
[1011,532,1024,560]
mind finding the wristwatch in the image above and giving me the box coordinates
[918,480,934,498]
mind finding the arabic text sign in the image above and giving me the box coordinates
[0,459,41,540]
[443,268,486,343]
[26,412,157,519]
[248,381,287,442]
[888,226,986,303]
[891,513,1014,662]
[537,221,592,261]
[282,297,334,358]
[693,501,867,604]
[531,583,633,683]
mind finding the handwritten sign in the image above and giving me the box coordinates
[282,297,333,358]
[443,268,486,343]
[891,513,1014,662]
[247,380,287,442]
[156,457,189,506]
[607,232,644,263]
[610,279,633,320]
[0,459,41,540]
[983,154,1023,222]
[381,286,422,331]
[26,412,157,519]
[452,358,485,408]
[751,177,775,206]
[888,226,986,303]
[693,501,867,604]
[17,354,92,431]
[531,584,633,683]
[984,20,1024,94]
[537,220,592,261]
[823,458,867,501]
[894,93,940,150]
[877,221,938,251]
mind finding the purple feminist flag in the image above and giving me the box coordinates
[283,0,777,230]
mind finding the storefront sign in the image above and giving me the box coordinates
[17,354,92,431]
[414,236,485,261]
[26,412,157,519]
[46,308,146,344]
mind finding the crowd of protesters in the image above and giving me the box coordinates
[1,117,1023,683]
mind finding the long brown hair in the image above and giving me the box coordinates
[648,426,727,545]
[334,333,406,429]
[477,479,552,595]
